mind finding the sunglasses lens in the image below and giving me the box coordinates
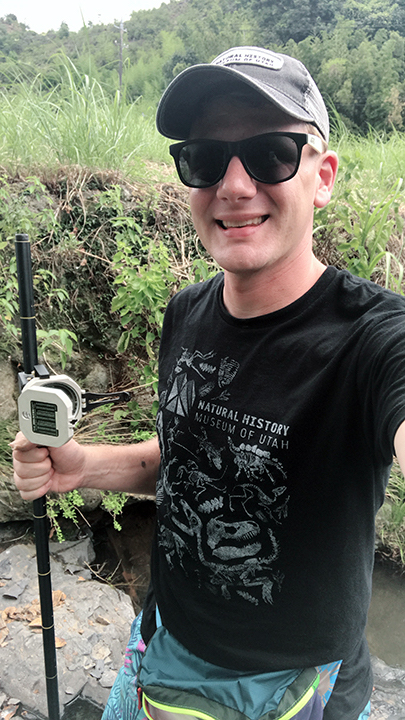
[178,142,225,188]
[172,134,303,188]
[245,135,299,183]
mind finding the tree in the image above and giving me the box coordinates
[58,22,69,39]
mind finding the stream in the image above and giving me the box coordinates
[367,560,405,668]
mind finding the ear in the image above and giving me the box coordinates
[314,150,339,209]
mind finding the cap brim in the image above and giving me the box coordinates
[156,64,317,140]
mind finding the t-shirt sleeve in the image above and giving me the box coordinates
[357,311,405,462]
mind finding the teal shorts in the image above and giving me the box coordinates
[102,613,371,720]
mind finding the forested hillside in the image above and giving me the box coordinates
[2,0,405,133]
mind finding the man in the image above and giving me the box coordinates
[12,47,405,719]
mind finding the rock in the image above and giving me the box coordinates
[2,579,28,599]
[48,536,96,566]
[82,364,110,393]
[73,487,104,513]
[0,558,12,579]
[0,543,134,718]
[0,471,34,523]
[99,670,117,689]
[0,360,17,421]
[370,656,405,718]
[82,676,112,709]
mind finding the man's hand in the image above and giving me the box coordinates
[12,432,160,499]
[11,432,86,501]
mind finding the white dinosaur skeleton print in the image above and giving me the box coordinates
[156,346,290,606]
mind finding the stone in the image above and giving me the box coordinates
[99,670,117,689]
[0,558,12,579]
[83,364,110,393]
[370,656,405,718]
[0,543,134,718]
[0,472,33,523]
[89,660,104,680]
[82,676,111,709]
[0,360,17,421]
[2,579,28,599]
[49,536,96,566]
[91,641,112,661]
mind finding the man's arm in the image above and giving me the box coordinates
[12,432,160,502]
[394,420,405,477]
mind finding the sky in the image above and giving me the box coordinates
[1,0,169,33]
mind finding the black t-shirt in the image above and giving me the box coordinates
[142,267,405,718]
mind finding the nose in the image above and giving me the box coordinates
[216,156,257,200]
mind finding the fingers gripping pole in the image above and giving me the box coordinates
[15,233,61,720]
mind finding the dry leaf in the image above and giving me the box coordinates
[52,590,66,607]
[24,605,41,622]
[3,603,41,624]
[28,618,42,628]
[55,637,66,648]
[2,706,18,720]
[3,606,18,620]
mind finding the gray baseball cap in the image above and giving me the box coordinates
[156,46,329,143]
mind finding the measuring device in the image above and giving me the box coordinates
[18,365,130,448]
[15,232,132,719]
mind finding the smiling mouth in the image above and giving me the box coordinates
[218,215,269,229]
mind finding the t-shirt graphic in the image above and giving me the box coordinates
[156,346,289,606]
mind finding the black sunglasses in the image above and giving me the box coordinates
[169,132,325,189]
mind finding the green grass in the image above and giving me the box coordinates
[0,57,172,179]
[331,125,405,188]
[2,55,405,190]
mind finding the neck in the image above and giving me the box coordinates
[222,253,327,319]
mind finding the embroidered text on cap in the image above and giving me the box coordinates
[212,48,284,71]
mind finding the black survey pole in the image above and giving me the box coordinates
[15,233,60,720]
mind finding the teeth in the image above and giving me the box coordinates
[221,216,266,229]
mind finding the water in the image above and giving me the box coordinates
[62,698,103,720]
[18,698,103,720]
[366,561,405,668]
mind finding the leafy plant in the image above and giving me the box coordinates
[0,419,18,470]
[100,491,128,531]
[36,328,78,370]
[315,151,404,291]
[46,490,86,543]
[111,219,176,389]
[0,176,79,365]
[336,173,404,285]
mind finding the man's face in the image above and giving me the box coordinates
[188,98,329,284]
